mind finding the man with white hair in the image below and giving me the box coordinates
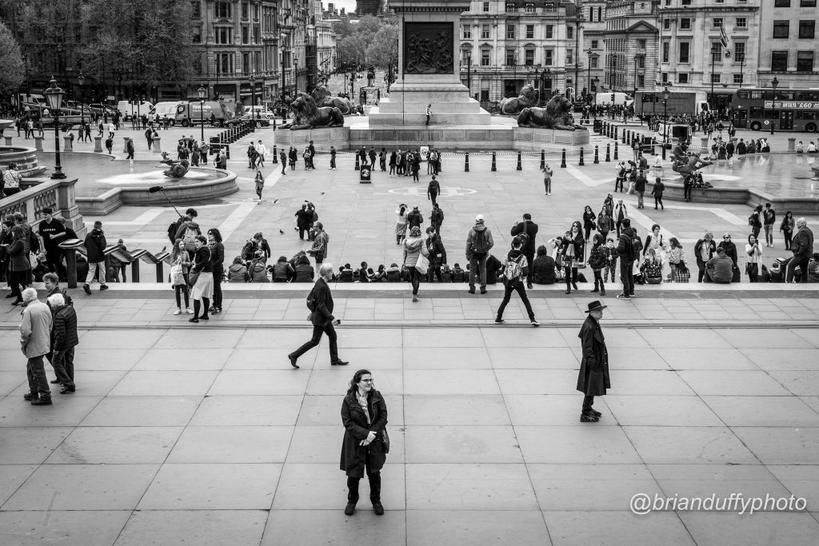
[19,288,53,405]
[787,217,814,283]
[288,263,348,369]
[46,293,78,393]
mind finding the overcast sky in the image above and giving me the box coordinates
[324,0,358,14]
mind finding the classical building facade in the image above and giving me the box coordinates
[603,0,658,95]
[459,0,581,104]
[656,0,760,106]
[758,0,818,89]
[581,1,607,97]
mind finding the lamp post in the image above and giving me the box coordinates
[197,85,206,143]
[592,77,599,120]
[466,53,472,97]
[77,72,85,128]
[249,71,257,131]
[662,85,670,159]
[44,77,66,180]
[585,49,593,102]
[770,76,778,135]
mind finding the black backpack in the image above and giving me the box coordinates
[471,229,490,255]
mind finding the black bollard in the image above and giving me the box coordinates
[272,144,278,164]
[516,151,522,171]
[491,152,496,172]
[614,141,619,160]
[560,148,567,168]
[355,154,360,170]
[579,147,585,166]
[225,144,231,160]
[540,149,545,170]
[594,145,599,164]
[662,143,667,160]
[614,127,618,141]
[64,249,77,288]
[464,152,470,172]
[605,143,611,162]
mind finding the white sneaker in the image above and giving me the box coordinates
[173,309,181,315]
[186,308,194,314]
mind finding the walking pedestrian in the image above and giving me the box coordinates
[616,219,635,298]
[208,228,225,314]
[425,104,431,125]
[651,176,665,210]
[430,202,444,236]
[288,263,349,368]
[20,288,53,406]
[46,292,78,394]
[495,236,539,326]
[256,140,267,168]
[340,369,388,516]
[466,214,494,294]
[254,170,265,200]
[330,146,337,170]
[577,300,610,422]
[308,222,329,267]
[395,204,408,245]
[188,236,213,323]
[560,223,584,294]
[763,203,776,247]
[425,226,446,282]
[613,199,628,237]
[427,175,440,207]
[634,169,646,209]
[171,240,192,315]
[37,207,67,278]
[403,226,428,302]
[280,149,288,174]
[588,234,607,296]
[582,206,596,242]
[82,221,108,295]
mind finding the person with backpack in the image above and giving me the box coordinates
[587,234,607,296]
[749,205,763,240]
[613,199,629,237]
[494,236,539,327]
[82,221,108,295]
[465,214,494,294]
[763,203,776,247]
[288,263,348,369]
[308,223,329,267]
[616,218,636,299]
[403,226,428,302]
[651,177,665,210]
[511,213,539,289]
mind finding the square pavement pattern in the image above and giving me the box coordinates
[1,322,819,545]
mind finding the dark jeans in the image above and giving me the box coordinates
[654,195,664,209]
[620,259,634,295]
[175,285,190,308]
[593,269,605,292]
[50,347,75,387]
[496,280,535,321]
[469,254,488,288]
[524,250,535,285]
[429,192,438,207]
[212,274,223,309]
[764,225,774,246]
[9,269,30,298]
[684,184,692,201]
[427,265,442,283]
[564,266,578,289]
[786,255,810,283]
[747,262,759,282]
[347,450,381,504]
[27,355,50,396]
[783,230,792,250]
[290,321,339,363]
[696,258,707,282]
[408,267,421,295]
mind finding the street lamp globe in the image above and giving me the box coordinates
[44,77,64,111]
[662,86,670,102]
[197,85,207,100]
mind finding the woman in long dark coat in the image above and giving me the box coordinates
[577,300,611,422]
[340,369,388,516]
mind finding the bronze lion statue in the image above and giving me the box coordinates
[498,84,538,115]
[311,86,355,115]
[517,95,582,130]
[284,93,345,130]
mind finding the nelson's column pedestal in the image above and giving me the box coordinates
[367,0,490,127]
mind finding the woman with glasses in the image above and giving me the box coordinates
[340,369,388,517]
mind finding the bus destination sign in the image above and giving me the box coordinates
[764,100,819,110]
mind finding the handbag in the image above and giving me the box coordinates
[415,252,429,275]
[381,428,390,454]
[188,270,200,288]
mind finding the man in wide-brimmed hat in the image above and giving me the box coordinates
[577,301,611,422]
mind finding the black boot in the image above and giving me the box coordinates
[31,394,52,406]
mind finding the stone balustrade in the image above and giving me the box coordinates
[0,177,86,238]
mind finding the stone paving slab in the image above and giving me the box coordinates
[0,320,817,544]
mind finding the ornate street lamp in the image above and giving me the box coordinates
[770,76,779,135]
[249,71,257,131]
[662,85,670,160]
[77,72,85,127]
[197,85,206,143]
[44,77,66,180]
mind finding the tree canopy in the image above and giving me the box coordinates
[365,25,398,71]
[0,20,24,94]
[333,15,397,70]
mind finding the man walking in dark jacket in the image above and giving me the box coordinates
[510,213,539,288]
[616,219,635,299]
[288,263,349,368]
[427,175,440,207]
[634,169,647,209]
[577,301,610,422]
[430,203,444,236]
[38,207,67,278]
[425,227,447,282]
[83,221,108,294]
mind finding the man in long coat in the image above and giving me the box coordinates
[577,300,611,422]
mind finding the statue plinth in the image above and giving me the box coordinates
[369,0,490,127]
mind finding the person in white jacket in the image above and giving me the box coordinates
[256,140,267,168]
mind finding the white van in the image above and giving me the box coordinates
[116,100,154,121]
[151,101,185,124]
[595,92,631,106]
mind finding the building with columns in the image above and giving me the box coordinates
[603,0,658,95]
[656,0,760,107]
[758,0,818,90]
[459,0,581,105]
[581,1,608,97]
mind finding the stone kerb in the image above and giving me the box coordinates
[646,179,819,214]
[273,127,350,152]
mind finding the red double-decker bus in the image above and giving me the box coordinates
[733,88,819,133]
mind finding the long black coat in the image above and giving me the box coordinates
[308,277,334,326]
[340,389,388,478]
[576,315,611,396]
